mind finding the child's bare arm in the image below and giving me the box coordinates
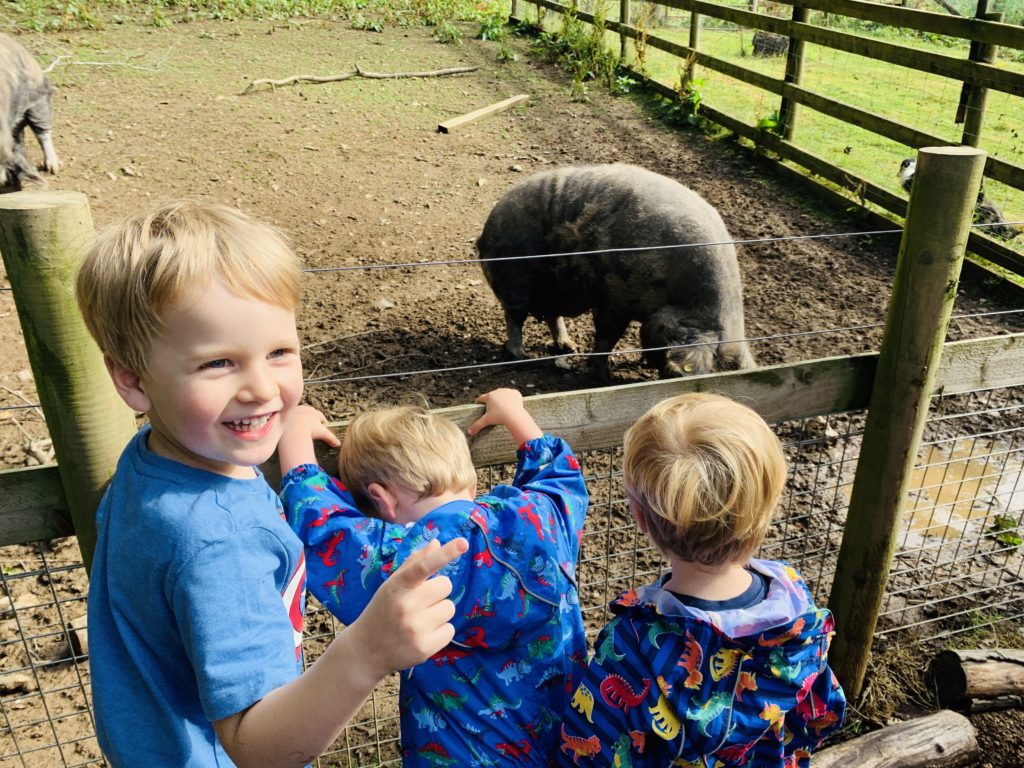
[467,388,543,446]
[213,537,468,768]
[278,404,340,474]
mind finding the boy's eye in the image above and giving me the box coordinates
[269,348,293,360]
[200,359,231,370]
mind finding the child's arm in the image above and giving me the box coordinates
[467,388,543,446]
[278,404,340,475]
[213,537,468,768]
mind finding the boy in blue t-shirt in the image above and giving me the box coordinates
[76,199,467,767]
[557,393,846,767]
[277,388,589,766]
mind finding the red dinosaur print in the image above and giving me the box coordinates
[566,455,580,471]
[560,725,601,764]
[471,507,490,534]
[466,596,496,619]
[429,647,469,666]
[473,549,494,568]
[600,674,652,711]
[463,626,489,649]
[518,502,546,541]
[317,529,346,567]
[307,506,335,529]
[495,739,531,760]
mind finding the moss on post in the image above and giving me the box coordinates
[0,191,136,571]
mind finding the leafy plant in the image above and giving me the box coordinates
[350,13,383,32]
[757,110,781,134]
[988,514,1022,549]
[433,20,462,44]
[496,44,519,64]
[611,74,638,95]
[476,12,507,42]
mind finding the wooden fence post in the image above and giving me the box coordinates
[778,5,809,141]
[827,147,987,698]
[958,11,1002,147]
[619,0,632,65]
[0,191,137,572]
[685,8,700,85]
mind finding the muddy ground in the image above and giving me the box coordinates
[1,16,1022,767]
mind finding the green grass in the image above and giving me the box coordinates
[527,5,1024,229]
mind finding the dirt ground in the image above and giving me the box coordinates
[1,16,1023,766]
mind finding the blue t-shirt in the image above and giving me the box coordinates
[88,426,306,767]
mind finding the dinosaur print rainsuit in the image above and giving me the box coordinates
[557,560,846,767]
[282,434,589,767]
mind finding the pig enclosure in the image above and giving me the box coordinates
[1,16,1023,767]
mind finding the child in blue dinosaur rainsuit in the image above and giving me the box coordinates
[557,392,846,767]
[277,388,590,767]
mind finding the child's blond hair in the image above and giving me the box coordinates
[338,406,477,516]
[75,198,301,376]
[623,392,786,566]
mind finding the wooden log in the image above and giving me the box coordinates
[813,709,979,768]
[437,94,529,133]
[932,649,1024,709]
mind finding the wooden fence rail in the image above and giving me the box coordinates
[517,0,1024,279]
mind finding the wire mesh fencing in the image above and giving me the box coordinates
[1,385,1021,766]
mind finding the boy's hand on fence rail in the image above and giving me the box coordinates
[468,388,543,447]
[278,404,340,473]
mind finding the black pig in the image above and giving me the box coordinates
[476,164,756,380]
[1,33,60,189]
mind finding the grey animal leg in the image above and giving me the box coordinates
[546,317,577,354]
[34,130,59,175]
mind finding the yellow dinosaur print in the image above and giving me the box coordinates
[649,694,681,740]
[710,648,740,682]
[571,683,595,724]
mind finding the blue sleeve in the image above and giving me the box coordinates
[280,464,394,624]
[509,434,589,558]
[172,527,303,722]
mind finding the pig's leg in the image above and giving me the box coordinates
[545,317,577,354]
[503,307,529,360]
[589,310,631,381]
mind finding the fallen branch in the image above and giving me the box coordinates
[242,64,478,94]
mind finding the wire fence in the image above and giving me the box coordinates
[2,383,1021,766]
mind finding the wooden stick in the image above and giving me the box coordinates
[242,65,478,94]
[437,94,530,133]
[932,648,1024,708]
[813,710,979,768]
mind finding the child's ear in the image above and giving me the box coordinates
[104,354,151,414]
[628,496,649,534]
[366,483,398,522]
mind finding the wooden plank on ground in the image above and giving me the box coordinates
[437,94,529,133]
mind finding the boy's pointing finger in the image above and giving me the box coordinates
[395,538,469,588]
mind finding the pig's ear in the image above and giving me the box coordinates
[104,355,151,414]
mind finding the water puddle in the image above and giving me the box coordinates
[903,440,1023,542]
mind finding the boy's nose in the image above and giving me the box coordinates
[239,364,278,402]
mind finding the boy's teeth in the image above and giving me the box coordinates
[230,415,271,429]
